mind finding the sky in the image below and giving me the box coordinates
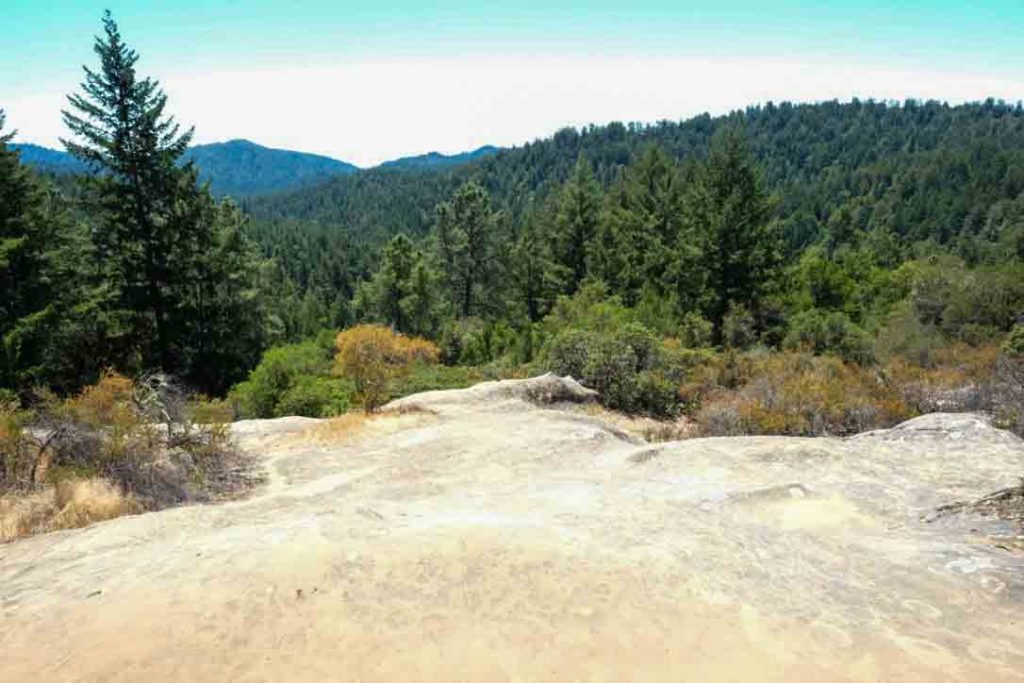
[3,1,1023,167]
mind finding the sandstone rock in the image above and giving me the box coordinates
[2,379,1023,681]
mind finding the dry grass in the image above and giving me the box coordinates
[298,407,438,446]
[689,347,1003,437]
[51,478,140,531]
[3,372,257,542]
[306,412,375,443]
[570,403,696,443]
[1,477,140,543]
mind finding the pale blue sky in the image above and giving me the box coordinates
[4,2,1022,165]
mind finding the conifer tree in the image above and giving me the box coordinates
[357,233,439,336]
[61,12,264,392]
[512,208,561,323]
[599,145,688,305]
[0,111,57,391]
[553,155,601,293]
[690,127,780,331]
[62,11,194,371]
[434,182,502,318]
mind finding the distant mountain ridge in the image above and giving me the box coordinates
[11,139,500,197]
[12,143,88,174]
[378,146,498,170]
[182,140,358,196]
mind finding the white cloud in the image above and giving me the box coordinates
[6,56,1023,167]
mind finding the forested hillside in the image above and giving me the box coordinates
[11,143,88,174]
[243,100,1024,344]
[247,99,1024,253]
[379,145,499,171]
[184,139,358,196]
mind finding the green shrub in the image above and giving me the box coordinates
[722,303,757,349]
[229,342,331,418]
[636,371,680,418]
[585,341,643,412]
[389,363,483,398]
[543,323,679,416]
[545,329,599,380]
[905,259,1024,343]
[439,318,518,365]
[677,311,714,348]
[275,376,353,418]
[1003,324,1024,357]
[994,325,1024,436]
[783,310,874,364]
[542,282,635,336]
[874,303,944,366]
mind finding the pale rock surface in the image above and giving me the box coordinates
[2,375,1024,681]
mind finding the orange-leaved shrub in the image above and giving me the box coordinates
[690,344,1003,437]
[334,325,440,412]
[692,352,913,436]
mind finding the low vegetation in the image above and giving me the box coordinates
[334,325,440,412]
[1,372,258,542]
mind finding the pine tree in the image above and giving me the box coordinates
[433,182,502,318]
[62,11,194,371]
[61,12,264,392]
[0,111,57,391]
[599,145,687,305]
[553,155,601,293]
[357,233,438,335]
[402,260,441,338]
[511,208,561,323]
[691,127,780,332]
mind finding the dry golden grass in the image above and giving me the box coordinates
[690,345,1002,437]
[571,402,696,443]
[297,407,438,446]
[0,488,53,542]
[0,478,140,543]
[51,478,140,530]
[306,412,374,442]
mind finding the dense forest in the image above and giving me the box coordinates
[3,13,1023,437]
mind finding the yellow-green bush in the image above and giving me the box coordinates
[335,325,441,412]
[691,343,1004,437]
[695,352,913,436]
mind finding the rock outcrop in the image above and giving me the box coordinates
[2,375,1024,681]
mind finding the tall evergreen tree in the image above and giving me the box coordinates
[0,111,57,392]
[62,11,193,371]
[553,155,601,293]
[174,192,266,394]
[599,145,688,305]
[356,233,439,336]
[690,128,780,331]
[433,181,502,318]
[512,208,561,323]
[61,12,264,392]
